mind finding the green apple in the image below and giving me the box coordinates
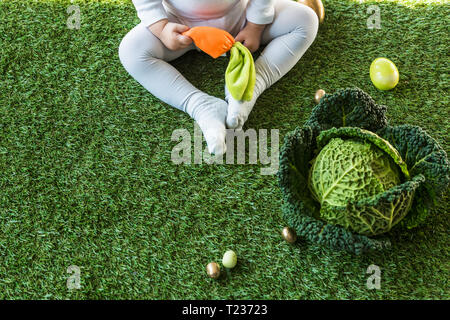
[370,57,399,90]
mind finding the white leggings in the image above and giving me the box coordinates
[119,0,319,117]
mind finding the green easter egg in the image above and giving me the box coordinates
[222,250,237,269]
[370,57,399,91]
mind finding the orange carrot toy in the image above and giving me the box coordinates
[182,26,235,59]
[182,26,255,101]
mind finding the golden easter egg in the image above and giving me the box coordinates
[282,227,297,244]
[206,262,221,279]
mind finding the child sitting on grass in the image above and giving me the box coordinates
[119,0,319,155]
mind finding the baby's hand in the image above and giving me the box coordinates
[235,22,266,53]
[149,19,193,51]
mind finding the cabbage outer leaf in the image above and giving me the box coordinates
[279,126,319,218]
[320,175,424,236]
[377,125,450,228]
[306,88,388,134]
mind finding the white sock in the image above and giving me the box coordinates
[185,92,228,155]
[224,57,269,130]
[225,88,258,130]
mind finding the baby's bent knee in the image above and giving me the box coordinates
[294,5,319,42]
[118,24,164,70]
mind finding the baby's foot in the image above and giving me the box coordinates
[225,87,257,130]
[193,95,228,155]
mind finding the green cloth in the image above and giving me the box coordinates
[225,42,256,101]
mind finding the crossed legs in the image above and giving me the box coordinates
[119,0,319,155]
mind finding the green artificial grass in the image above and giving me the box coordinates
[0,0,449,299]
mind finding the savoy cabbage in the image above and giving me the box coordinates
[278,88,449,254]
